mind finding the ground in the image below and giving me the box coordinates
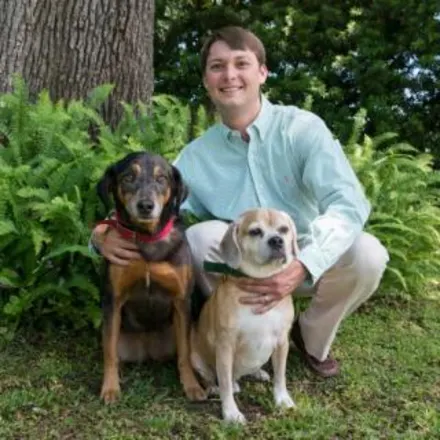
[0,295,439,439]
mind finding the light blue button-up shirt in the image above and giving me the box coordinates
[174,97,371,283]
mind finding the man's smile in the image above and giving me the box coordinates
[220,86,243,94]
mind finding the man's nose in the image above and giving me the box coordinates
[223,64,238,80]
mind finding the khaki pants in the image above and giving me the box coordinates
[186,220,389,362]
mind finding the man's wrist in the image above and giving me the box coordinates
[295,259,310,284]
[91,225,110,255]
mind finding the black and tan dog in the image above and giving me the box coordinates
[96,151,206,403]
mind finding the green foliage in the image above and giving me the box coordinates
[155,0,440,164]
[345,109,440,296]
[0,80,197,343]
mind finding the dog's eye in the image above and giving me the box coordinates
[248,227,263,237]
[278,226,289,234]
[121,173,135,184]
[155,175,167,184]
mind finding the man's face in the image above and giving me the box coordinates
[203,40,268,114]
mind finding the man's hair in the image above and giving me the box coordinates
[200,26,266,72]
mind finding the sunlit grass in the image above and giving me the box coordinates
[1,295,439,439]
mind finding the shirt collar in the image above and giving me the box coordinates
[219,95,273,143]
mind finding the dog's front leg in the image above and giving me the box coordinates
[100,297,122,404]
[216,336,246,424]
[173,299,207,401]
[271,336,295,409]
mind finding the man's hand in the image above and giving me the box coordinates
[93,225,142,266]
[237,260,307,314]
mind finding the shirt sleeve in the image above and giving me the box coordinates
[173,149,211,219]
[293,116,371,284]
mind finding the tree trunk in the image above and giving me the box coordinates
[0,0,154,126]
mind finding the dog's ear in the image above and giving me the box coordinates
[286,214,300,256]
[220,221,242,269]
[171,165,188,215]
[97,165,115,211]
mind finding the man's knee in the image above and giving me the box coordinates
[186,220,229,247]
[186,220,229,301]
[186,220,229,264]
[345,232,389,280]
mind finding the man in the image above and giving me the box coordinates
[91,26,389,378]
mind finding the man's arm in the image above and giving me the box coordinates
[294,116,370,284]
[173,150,211,219]
[239,113,370,310]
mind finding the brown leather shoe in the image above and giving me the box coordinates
[291,319,340,378]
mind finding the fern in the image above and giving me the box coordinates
[346,109,440,297]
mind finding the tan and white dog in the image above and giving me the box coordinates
[190,208,299,423]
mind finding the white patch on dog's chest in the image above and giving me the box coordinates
[234,306,290,379]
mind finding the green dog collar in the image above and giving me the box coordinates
[203,261,248,278]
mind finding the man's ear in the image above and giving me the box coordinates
[220,222,242,269]
[97,165,115,211]
[258,64,268,85]
[171,166,188,215]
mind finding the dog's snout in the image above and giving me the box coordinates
[137,199,155,215]
[268,235,284,250]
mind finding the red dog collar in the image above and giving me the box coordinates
[96,212,175,244]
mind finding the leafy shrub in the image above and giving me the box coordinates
[346,110,440,297]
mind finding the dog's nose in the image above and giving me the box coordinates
[137,199,155,215]
[268,235,284,250]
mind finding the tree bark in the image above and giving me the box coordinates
[0,0,154,126]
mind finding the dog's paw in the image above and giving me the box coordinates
[233,381,241,393]
[208,382,240,397]
[100,385,121,404]
[184,383,208,401]
[207,385,220,396]
[223,407,246,424]
[274,390,296,409]
[252,369,271,382]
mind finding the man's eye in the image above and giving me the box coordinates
[237,61,250,68]
[248,228,263,237]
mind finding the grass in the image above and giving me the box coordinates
[0,295,439,439]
